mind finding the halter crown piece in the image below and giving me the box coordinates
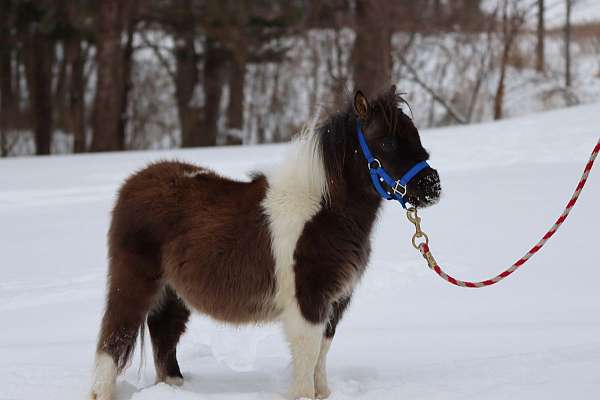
[355,118,430,209]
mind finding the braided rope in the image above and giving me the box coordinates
[417,138,600,288]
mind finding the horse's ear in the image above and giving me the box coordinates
[389,84,397,94]
[354,90,369,120]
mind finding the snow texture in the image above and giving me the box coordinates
[0,103,599,399]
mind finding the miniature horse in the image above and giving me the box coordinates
[91,87,441,400]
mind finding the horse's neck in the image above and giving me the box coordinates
[327,183,382,229]
[268,131,381,230]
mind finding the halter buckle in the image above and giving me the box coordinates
[392,181,407,197]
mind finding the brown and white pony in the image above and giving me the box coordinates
[90,87,441,400]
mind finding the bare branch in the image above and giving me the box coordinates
[398,53,468,125]
[139,31,176,82]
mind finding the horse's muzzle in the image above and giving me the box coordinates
[406,167,441,208]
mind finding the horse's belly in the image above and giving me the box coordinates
[164,259,279,324]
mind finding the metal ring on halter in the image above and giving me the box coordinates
[412,232,429,249]
[368,159,382,170]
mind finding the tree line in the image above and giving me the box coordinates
[1,1,583,156]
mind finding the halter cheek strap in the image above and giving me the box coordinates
[355,118,430,208]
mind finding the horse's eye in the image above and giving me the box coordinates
[380,136,398,152]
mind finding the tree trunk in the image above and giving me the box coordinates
[536,0,545,72]
[0,3,13,156]
[0,3,14,114]
[494,2,511,121]
[225,54,246,145]
[174,24,203,148]
[64,0,87,153]
[461,0,481,29]
[352,0,392,98]
[564,0,572,87]
[54,47,68,130]
[118,25,135,149]
[433,0,442,25]
[91,0,135,152]
[201,38,228,147]
[494,58,507,120]
[23,31,55,155]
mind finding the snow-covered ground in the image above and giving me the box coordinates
[1,104,599,400]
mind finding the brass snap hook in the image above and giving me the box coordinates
[406,207,429,249]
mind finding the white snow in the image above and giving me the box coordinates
[1,103,599,399]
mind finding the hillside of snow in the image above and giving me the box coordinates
[1,104,599,400]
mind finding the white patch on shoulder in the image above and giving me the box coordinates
[90,352,117,400]
[262,126,328,312]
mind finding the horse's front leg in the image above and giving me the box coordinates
[314,296,351,399]
[314,337,331,399]
[282,304,325,399]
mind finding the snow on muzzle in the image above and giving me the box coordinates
[405,167,441,208]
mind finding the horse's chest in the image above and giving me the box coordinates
[262,189,326,313]
[270,213,369,315]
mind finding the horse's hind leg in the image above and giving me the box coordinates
[91,251,162,400]
[147,285,190,385]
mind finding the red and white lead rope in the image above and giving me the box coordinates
[411,138,600,288]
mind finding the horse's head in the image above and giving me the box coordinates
[351,86,441,208]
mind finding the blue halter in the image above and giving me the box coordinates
[355,118,430,208]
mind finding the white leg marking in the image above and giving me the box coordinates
[262,129,328,312]
[314,338,332,399]
[91,352,117,400]
[282,304,325,400]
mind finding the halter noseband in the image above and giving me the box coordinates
[355,118,430,209]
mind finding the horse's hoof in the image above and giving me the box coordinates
[291,387,316,400]
[90,390,111,400]
[316,387,331,399]
[164,376,184,386]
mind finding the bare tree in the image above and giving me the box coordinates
[0,0,13,157]
[564,0,572,87]
[225,53,246,145]
[493,0,527,120]
[91,0,137,152]
[64,0,87,153]
[536,0,545,72]
[201,38,229,147]
[352,0,392,97]
[22,4,56,155]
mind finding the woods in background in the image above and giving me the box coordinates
[0,0,598,156]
